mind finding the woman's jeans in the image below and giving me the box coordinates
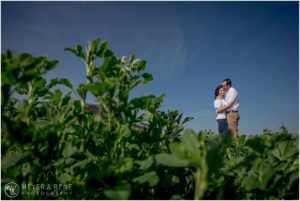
[217,119,228,134]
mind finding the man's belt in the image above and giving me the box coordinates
[227,110,238,113]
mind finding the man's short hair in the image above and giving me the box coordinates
[223,78,232,86]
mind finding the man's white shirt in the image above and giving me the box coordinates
[224,87,239,111]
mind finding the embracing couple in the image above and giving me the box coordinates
[214,78,240,136]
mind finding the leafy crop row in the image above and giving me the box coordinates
[1,38,298,200]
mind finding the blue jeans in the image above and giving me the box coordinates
[217,119,228,134]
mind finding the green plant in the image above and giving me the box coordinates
[1,38,193,200]
[1,38,298,200]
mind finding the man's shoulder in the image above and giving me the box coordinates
[229,87,238,93]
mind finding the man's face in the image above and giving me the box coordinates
[222,81,229,92]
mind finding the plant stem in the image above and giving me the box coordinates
[194,168,202,200]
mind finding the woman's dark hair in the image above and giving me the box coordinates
[214,85,223,99]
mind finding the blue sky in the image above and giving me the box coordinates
[2,1,299,134]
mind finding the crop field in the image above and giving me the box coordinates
[1,38,299,200]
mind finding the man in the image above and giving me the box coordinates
[222,78,239,136]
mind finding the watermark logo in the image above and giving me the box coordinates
[4,182,20,198]
[4,182,72,198]
[21,183,73,198]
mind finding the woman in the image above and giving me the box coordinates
[214,85,235,134]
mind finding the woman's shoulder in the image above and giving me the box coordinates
[214,98,225,102]
[214,99,223,105]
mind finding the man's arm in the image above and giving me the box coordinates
[216,100,235,113]
[216,99,236,114]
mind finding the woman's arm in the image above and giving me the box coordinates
[216,99,235,113]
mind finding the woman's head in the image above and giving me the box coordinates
[214,85,224,99]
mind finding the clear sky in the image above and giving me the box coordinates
[2,1,299,134]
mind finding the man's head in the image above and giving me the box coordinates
[222,78,232,92]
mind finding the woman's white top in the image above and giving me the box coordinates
[214,99,227,119]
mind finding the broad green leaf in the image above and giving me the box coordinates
[132,171,159,187]
[119,89,129,102]
[271,149,281,160]
[181,129,200,155]
[83,82,114,97]
[58,173,72,183]
[287,171,299,189]
[151,94,165,111]
[19,53,33,67]
[54,89,63,104]
[45,60,59,71]
[286,159,299,174]
[2,152,23,169]
[282,146,298,160]
[99,57,113,72]
[129,54,135,63]
[171,175,180,184]
[61,92,72,106]
[242,172,262,191]
[245,136,265,154]
[277,141,288,156]
[135,157,153,171]
[62,142,78,158]
[169,142,188,159]
[97,41,109,57]
[65,158,76,165]
[206,147,224,176]
[6,58,20,70]
[71,159,89,170]
[49,78,73,89]
[65,47,77,55]
[170,194,184,200]
[182,116,194,124]
[142,73,153,82]
[137,60,147,71]
[130,94,155,110]
[65,45,85,60]
[33,77,47,90]
[53,158,65,166]
[2,68,17,84]
[140,111,153,122]
[261,163,275,189]
[155,153,189,167]
[76,83,86,98]
[176,113,183,124]
[75,45,85,60]
[87,38,100,54]
[271,140,297,161]
[104,181,131,200]
[104,49,114,57]
[119,124,131,138]
[114,158,134,174]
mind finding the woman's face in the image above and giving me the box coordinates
[219,88,224,96]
